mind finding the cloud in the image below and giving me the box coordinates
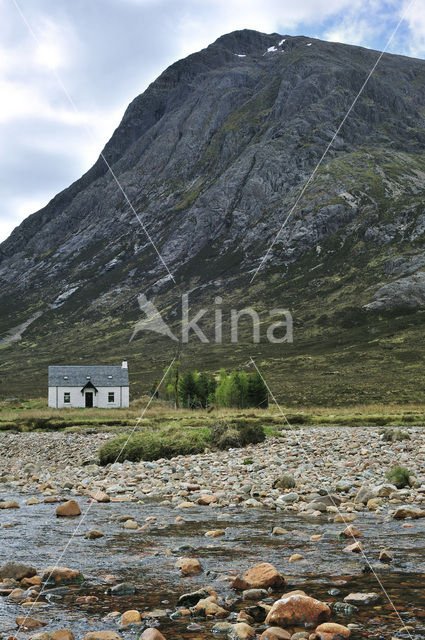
[0,0,424,242]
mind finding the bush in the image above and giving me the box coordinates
[386,465,411,489]
[210,419,266,450]
[381,429,411,442]
[98,425,210,465]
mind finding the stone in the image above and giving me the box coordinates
[90,490,110,503]
[120,610,141,626]
[393,506,425,519]
[85,530,104,539]
[21,576,42,587]
[334,514,356,524]
[379,549,393,563]
[229,622,256,639]
[26,497,40,505]
[242,588,268,600]
[232,563,286,590]
[343,541,363,553]
[0,500,20,509]
[343,592,379,605]
[260,628,291,640]
[315,622,351,639]
[375,484,397,497]
[109,582,136,596]
[340,525,362,538]
[197,494,218,505]
[205,529,226,537]
[276,492,299,503]
[174,558,203,576]
[42,566,84,586]
[273,475,296,490]
[289,554,304,562]
[55,500,81,517]
[192,597,228,617]
[0,562,37,581]
[15,618,46,630]
[265,594,331,627]
[123,519,138,529]
[354,486,375,505]
[140,630,166,640]
[177,588,212,606]
[30,631,75,640]
[367,498,383,511]
[272,527,288,535]
[83,633,122,640]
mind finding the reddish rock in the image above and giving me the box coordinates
[232,563,286,590]
[265,594,331,627]
[230,622,256,639]
[52,631,75,640]
[56,500,81,517]
[42,566,84,586]
[260,628,291,640]
[15,617,46,630]
[340,525,363,538]
[90,491,110,503]
[197,494,218,505]
[120,610,141,626]
[315,622,351,639]
[140,630,166,640]
[174,558,203,576]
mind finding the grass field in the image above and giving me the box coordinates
[2,398,425,432]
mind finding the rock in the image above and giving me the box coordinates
[85,530,104,539]
[379,549,393,563]
[340,525,362,538]
[109,582,136,596]
[276,492,299,504]
[123,519,138,529]
[21,575,42,587]
[315,622,351,639]
[354,486,375,504]
[343,592,379,605]
[0,500,20,509]
[177,588,212,606]
[393,506,425,519]
[273,475,296,490]
[272,527,288,535]
[334,514,356,524]
[26,497,40,505]
[90,490,110,503]
[42,566,84,586]
[120,610,141,626]
[83,633,122,640]
[260,628,291,640]
[366,498,383,511]
[205,529,226,537]
[192,597,228,617]
[0,561,37,580]
[174,558,203,576]
[232,563,285,590]
[30,631,74,640]
[289,554,304,562]
[242,588,268,600]
[343,541,363,553]
[265,594,331,627]
[15,618,46,630]
[212,622,233,634]
[140,629,166,640]
[55,500,81,517]
[229,622,256,639]
[197,494,218,505]
[374,484,397,497]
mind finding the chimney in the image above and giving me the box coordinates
[121,360,128,369]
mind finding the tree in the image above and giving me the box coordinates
[247,372,268,408]
[163,361,180,407]
[178,371,199,408]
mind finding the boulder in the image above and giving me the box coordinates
[90,490,110,503]
[315,622,351,639]
[229,622,256,639]
[0,500,20,509]
[140,630,166,640]
[42,566,84,586]
[55,500,81,517]
[393,506,425,519]
[30,631,74,640]
[273,475,296,490]
[174,558,203,576]
[265,594,331,627]
[192,597,228,617]
[340,525,362,539]
[343,541,363,553]
[83,633,122,640]
[343,592,379,605]
[232,563,285,590]
[85,530,104,539]
[379,549,393,563]
[120,610,141,626]
[242,588,268,600]
[197,494,218,505]
[354,486,375,504]
[260,628,291,640]
[205,529,226,537]
[375,484,397,497]
[0,562,37,581]
[15,617,46,630]
[177,588,212,606]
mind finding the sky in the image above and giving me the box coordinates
[1,0,424,243]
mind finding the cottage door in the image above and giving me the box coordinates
[85,392,93,408]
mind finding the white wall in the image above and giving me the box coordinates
[48,386,129,408]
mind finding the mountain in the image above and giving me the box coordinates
[1,29,425,404]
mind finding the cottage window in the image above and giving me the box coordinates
[64,392,71,403]
[108,392,115,403]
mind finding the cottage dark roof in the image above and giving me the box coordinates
[48,365,129,387]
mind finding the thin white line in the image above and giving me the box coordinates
[250,0,417,283]
[10,0,176,284]
[14,357,176,634]
[249,357,415,640]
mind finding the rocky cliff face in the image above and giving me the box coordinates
[1,29,425,401]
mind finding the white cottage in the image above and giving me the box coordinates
[48,361,129,408]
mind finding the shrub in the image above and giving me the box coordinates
[386,465,411,489]
[98,425,210,465]
[210,419,265,450]
[381,429,410,442]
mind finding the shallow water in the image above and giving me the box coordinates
[1,490,425,639]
